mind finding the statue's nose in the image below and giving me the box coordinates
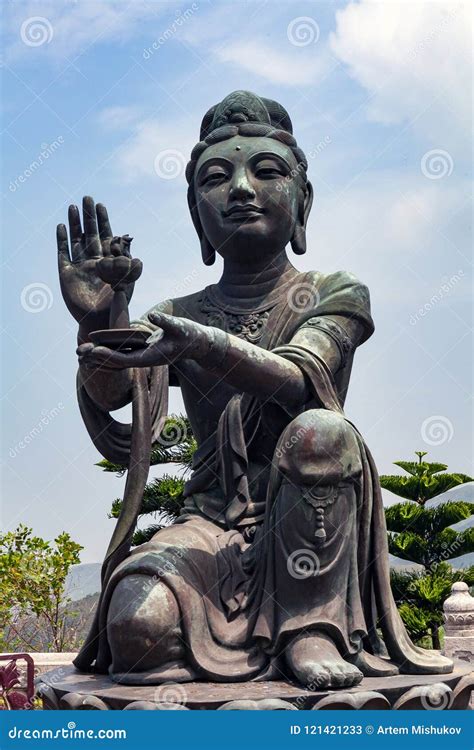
[229,168,255,201]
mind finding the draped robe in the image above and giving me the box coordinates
[73,270,453,682]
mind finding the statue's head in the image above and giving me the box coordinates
[186,91,313,266]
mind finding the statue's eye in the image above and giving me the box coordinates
[200,171,228,187]
[255,164,285,179]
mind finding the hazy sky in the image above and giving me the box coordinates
[1,0,472,563]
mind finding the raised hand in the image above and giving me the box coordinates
[57,196,139,333]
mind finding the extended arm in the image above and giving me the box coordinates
[77,311,363,409]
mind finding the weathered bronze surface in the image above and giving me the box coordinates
[57,91,453,689]
[38,663,474,710]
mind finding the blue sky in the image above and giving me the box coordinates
[1,0,472,562]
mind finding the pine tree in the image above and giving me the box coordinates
[380,451,474,648]
[97,415,194,546]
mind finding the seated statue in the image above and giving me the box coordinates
[57,91,453,688]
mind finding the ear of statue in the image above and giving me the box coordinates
[291,181,313,256]
[201,235,216,266]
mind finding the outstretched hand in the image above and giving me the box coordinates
[77,312,212,370]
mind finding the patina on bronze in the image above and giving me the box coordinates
[57,91,453,689]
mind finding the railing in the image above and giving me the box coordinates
[0,653,35,710]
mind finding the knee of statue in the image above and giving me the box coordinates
[107,575,184,674]
[276,409,362,485]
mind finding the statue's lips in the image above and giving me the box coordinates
[224,205,265,220]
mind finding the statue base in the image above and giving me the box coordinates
[37,663,473,710]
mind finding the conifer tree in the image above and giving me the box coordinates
[380,451,474,648]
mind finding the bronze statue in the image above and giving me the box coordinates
[57,91,453,689]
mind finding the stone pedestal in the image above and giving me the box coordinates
[443,582,474,664]
[37,663,473,710]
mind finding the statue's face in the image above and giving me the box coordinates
[194,135,304,262]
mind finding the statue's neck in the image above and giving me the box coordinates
[217,252,298,303]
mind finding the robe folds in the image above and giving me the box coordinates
[73,270,452,681]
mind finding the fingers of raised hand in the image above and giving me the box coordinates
[56,224,71,268]
[96,203,113,241]
[82,196,101,257]
[68,204,83,261]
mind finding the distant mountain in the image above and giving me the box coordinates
[426,482,474,509]
[65,563,101,601]
[388,554,422,571]
[449,552,474,569]
[389,552,473,570]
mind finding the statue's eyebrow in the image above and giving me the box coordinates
[249,151,293,171]
[196,157,233,184]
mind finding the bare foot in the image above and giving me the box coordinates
[349,650,399,677]
[286,631,363,689]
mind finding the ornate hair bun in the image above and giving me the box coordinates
[200,90,293,140]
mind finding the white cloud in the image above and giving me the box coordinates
[97,105,143,131]
[330,1,470,143]
[214,39,332,87]
[303,174,471,305]
[99,110,196,182]
[4,0,163,64]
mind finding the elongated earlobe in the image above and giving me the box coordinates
[291,225,307,255]
[291,181,312,255]
[201,235,216,265]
